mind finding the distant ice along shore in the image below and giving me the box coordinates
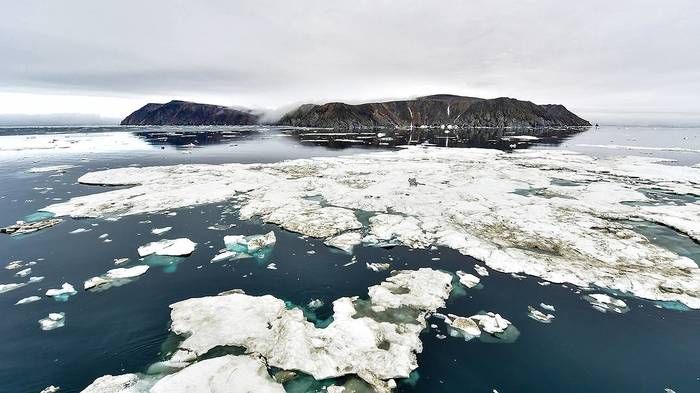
[42,147,700,308]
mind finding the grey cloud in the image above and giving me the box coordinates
[1,0,699,121]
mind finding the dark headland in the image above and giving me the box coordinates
[121,94,591,128]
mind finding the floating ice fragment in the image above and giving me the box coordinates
[28,165,76,173]
[151,227,172,235]
[540,303,556,312]
[447,315,481,337]
[113,257,129,265]
[456,271,481,288]
[366,262,390,272]
[40,385,60,393]
[266,263,277,270]
[39,312,65,330]
[307,298,324,309]
[527,306,555,323]
[69,228,91,234]
[5,260,24,270]
[15,295,41,305]
[0,282,27,294]
[1,218,62,235]
[324,232,362,253]
[15,267,32,277]
[98,233,109,239]
[84,265,150,291]
[470,312,511,335]
[582,293,629,314]
[138,238,197,257]
[45,283,77,301]
[207,223,237,231]
[473,264,489,277]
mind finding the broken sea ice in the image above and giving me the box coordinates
[211,231,276,263]
[45,283,77,301]
[138,238,197,257]
[39,312,65,330]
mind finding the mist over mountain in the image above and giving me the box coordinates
[123,95,590,128]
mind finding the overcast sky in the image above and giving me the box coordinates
[1,0,699,124]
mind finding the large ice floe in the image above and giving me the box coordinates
[41,147,700,307]
[81,268,452,393]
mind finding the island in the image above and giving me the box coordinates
[121,94,591,128]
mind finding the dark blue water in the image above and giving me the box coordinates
[1,126,699,393]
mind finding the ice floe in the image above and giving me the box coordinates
[160,268,451,392]
[15,295,41,305]
[582,293,629,314]
[1,218,62,235]
[527,306,555,323]
[456,271,481,288]
[28,165,77,173]
[14,267,32,277]
[211,231,276,262]
[151,226,172,235]
[540,303,556,312]
[84,265,150,291]
[39,312,65,330]
[150,355,285,393]
[41,147,700,308]
[45,283,77,301]
[366,262,391,271]
[39,385,60,393]
[137,238,196,257]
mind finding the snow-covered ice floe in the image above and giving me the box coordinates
[211,231,276,262]
[45,283,77,301]
[445,312,519,343]
[527,305,555,323]
[41,147,700,308]
[582,293,630,314]
[84,265,150,291]
[137,238,196,257]
[39,312,65,330]
[81,268,452,393]
[1,218,62,235]
[28,165,77,173]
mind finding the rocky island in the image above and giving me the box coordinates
[121,100,260,126]
[121,94,590,128]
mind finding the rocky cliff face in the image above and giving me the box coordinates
[278,95,590,128]
[120,100,260,126]
[121,95,590,128]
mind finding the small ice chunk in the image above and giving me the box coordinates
[474,264,489,277]
[307,298,324,309]
[583,293,629,314]
[447,315,482,337]
[98,233,109,239]
[28,165,76,173]
[151,226,172,235]
[5,260,24,270]
[0,282,26,294]
[40,385,60,393]
[69,228,91,234]
[527,306,555,323]
[456,271,480,288]
[15,267,32,277]
[15,295,41,305]
[366,262,390,272]
[138,238,197,257]
[469,312,511,334]
[266,263,277,270]
[38,312,65,330]
[1,218,62,235]
[45,283,77,300]
[113,257,130,265]
[84,265,150,290]
[540,303,556,312]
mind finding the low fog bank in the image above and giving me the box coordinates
[0,113,119,126]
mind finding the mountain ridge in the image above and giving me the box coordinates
[121,95,591,128]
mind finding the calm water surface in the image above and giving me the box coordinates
[0,126,699,393]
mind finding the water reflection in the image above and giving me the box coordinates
[130,126,591,151]
[285,126,590,150]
